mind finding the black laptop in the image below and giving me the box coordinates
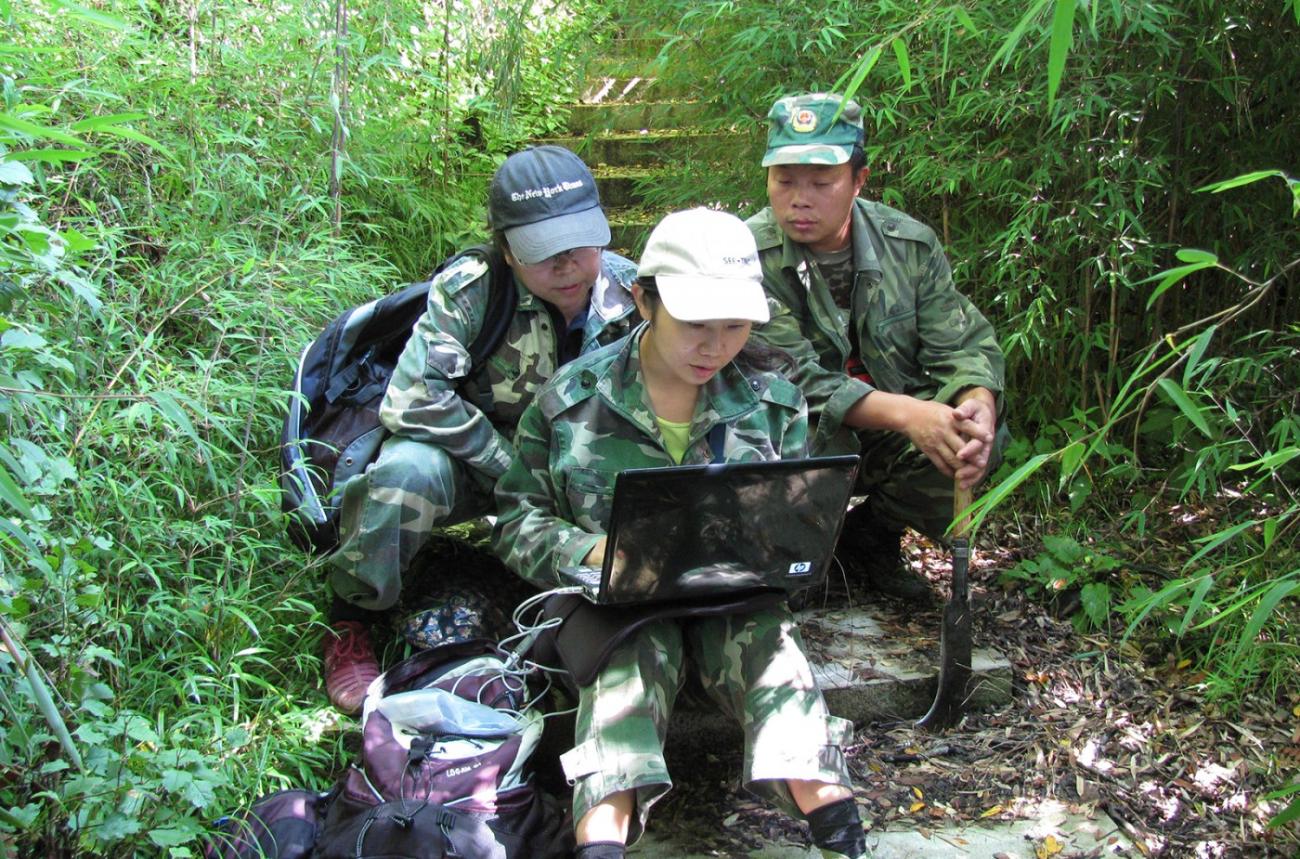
[562,455,860,606]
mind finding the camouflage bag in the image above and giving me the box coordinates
[279,245,512,554]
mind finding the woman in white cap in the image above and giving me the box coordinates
[493,208,867,859]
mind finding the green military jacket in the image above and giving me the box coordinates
[491,325,809,591]
[747,199,1005,454]
[379,251,639,480]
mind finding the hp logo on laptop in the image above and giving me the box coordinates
[788,561,814,576]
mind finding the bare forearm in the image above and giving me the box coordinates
[843,389,926,433]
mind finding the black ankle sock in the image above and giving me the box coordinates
[574,841,626,859]
[328,595,385,625]
[807,797,866,857]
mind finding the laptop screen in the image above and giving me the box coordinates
[598,455,860,606]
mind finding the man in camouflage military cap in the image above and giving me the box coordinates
[321,145,640,714]
[747,92,1008,601]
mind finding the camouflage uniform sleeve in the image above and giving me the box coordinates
[777,387,812,461]
[913,244,1006,409]
[754,294,871,452]
[490,400,601,590]
[378,262,515,479]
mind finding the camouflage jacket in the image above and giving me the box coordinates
[491,325,809,591]
[747,199,1005,454]
[379,250,638,480]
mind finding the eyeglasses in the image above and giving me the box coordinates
[520,246,600,271]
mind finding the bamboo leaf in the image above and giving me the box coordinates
[1196,169,1286,194]
[1177,571,1215,637]
[891,38,912,90]
[0,516,52,575]
[951,7,979,34]
[1175,248,1218,265]
[0,460,35,519]
[958,452,1052,535]
[1047,0,1076,108]
[1142,259,1217,310]
[987,0,1051,74]
[1271,795,1300,828]
[1185,520,1257,569]
[4,148,94,164]
[69,112,148,132]
[86,123,174,158]
[1263,517,1278,551]
[836,44,884,103]
[148,391,201,443]
[1122,577,1193,643]
[1156,378,1213,438]
[1232,578,1300,666]
[1228,447,1300,473]
[1182,325,1216,387]
[0,621,84,772]
[1058,440,1086,481]
[0,113,86,147]
[46,0,131,31]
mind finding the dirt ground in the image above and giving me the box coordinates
[397,525,1299,858]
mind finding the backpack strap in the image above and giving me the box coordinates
[454,244,515,414]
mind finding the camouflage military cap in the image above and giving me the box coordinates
[761,93,864,167]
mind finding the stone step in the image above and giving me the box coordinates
[592,170,654,209]
[581,75,697,104]
[608,217,656,259]
[632,798,1132,858]
[584,48,669,78]
[663,605,1013,750]
[538,130,745,168]
[567,100,710,135]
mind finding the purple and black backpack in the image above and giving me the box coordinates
[206,639,570,859]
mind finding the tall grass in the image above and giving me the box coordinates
[0,0,601,853]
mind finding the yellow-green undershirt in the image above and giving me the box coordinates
[655,416,691,464]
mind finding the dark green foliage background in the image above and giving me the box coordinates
[0,0,1296,853]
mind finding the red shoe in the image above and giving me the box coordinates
[323,621,380,715]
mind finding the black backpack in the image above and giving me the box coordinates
[280,246,513,554]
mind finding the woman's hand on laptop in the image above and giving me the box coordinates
[584,536,608,568]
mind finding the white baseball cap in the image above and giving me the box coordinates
[636,208,770,323]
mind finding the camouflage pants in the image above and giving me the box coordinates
[852,423,1009,541]
[560,605,854,844]
[326,436,496,611]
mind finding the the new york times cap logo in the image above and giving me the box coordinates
[511,178,586,202]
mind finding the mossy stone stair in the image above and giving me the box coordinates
[548,37,748,256]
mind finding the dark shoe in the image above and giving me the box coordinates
[862,532,932,600]
[840,513,933,602]
[323,620,380,715]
